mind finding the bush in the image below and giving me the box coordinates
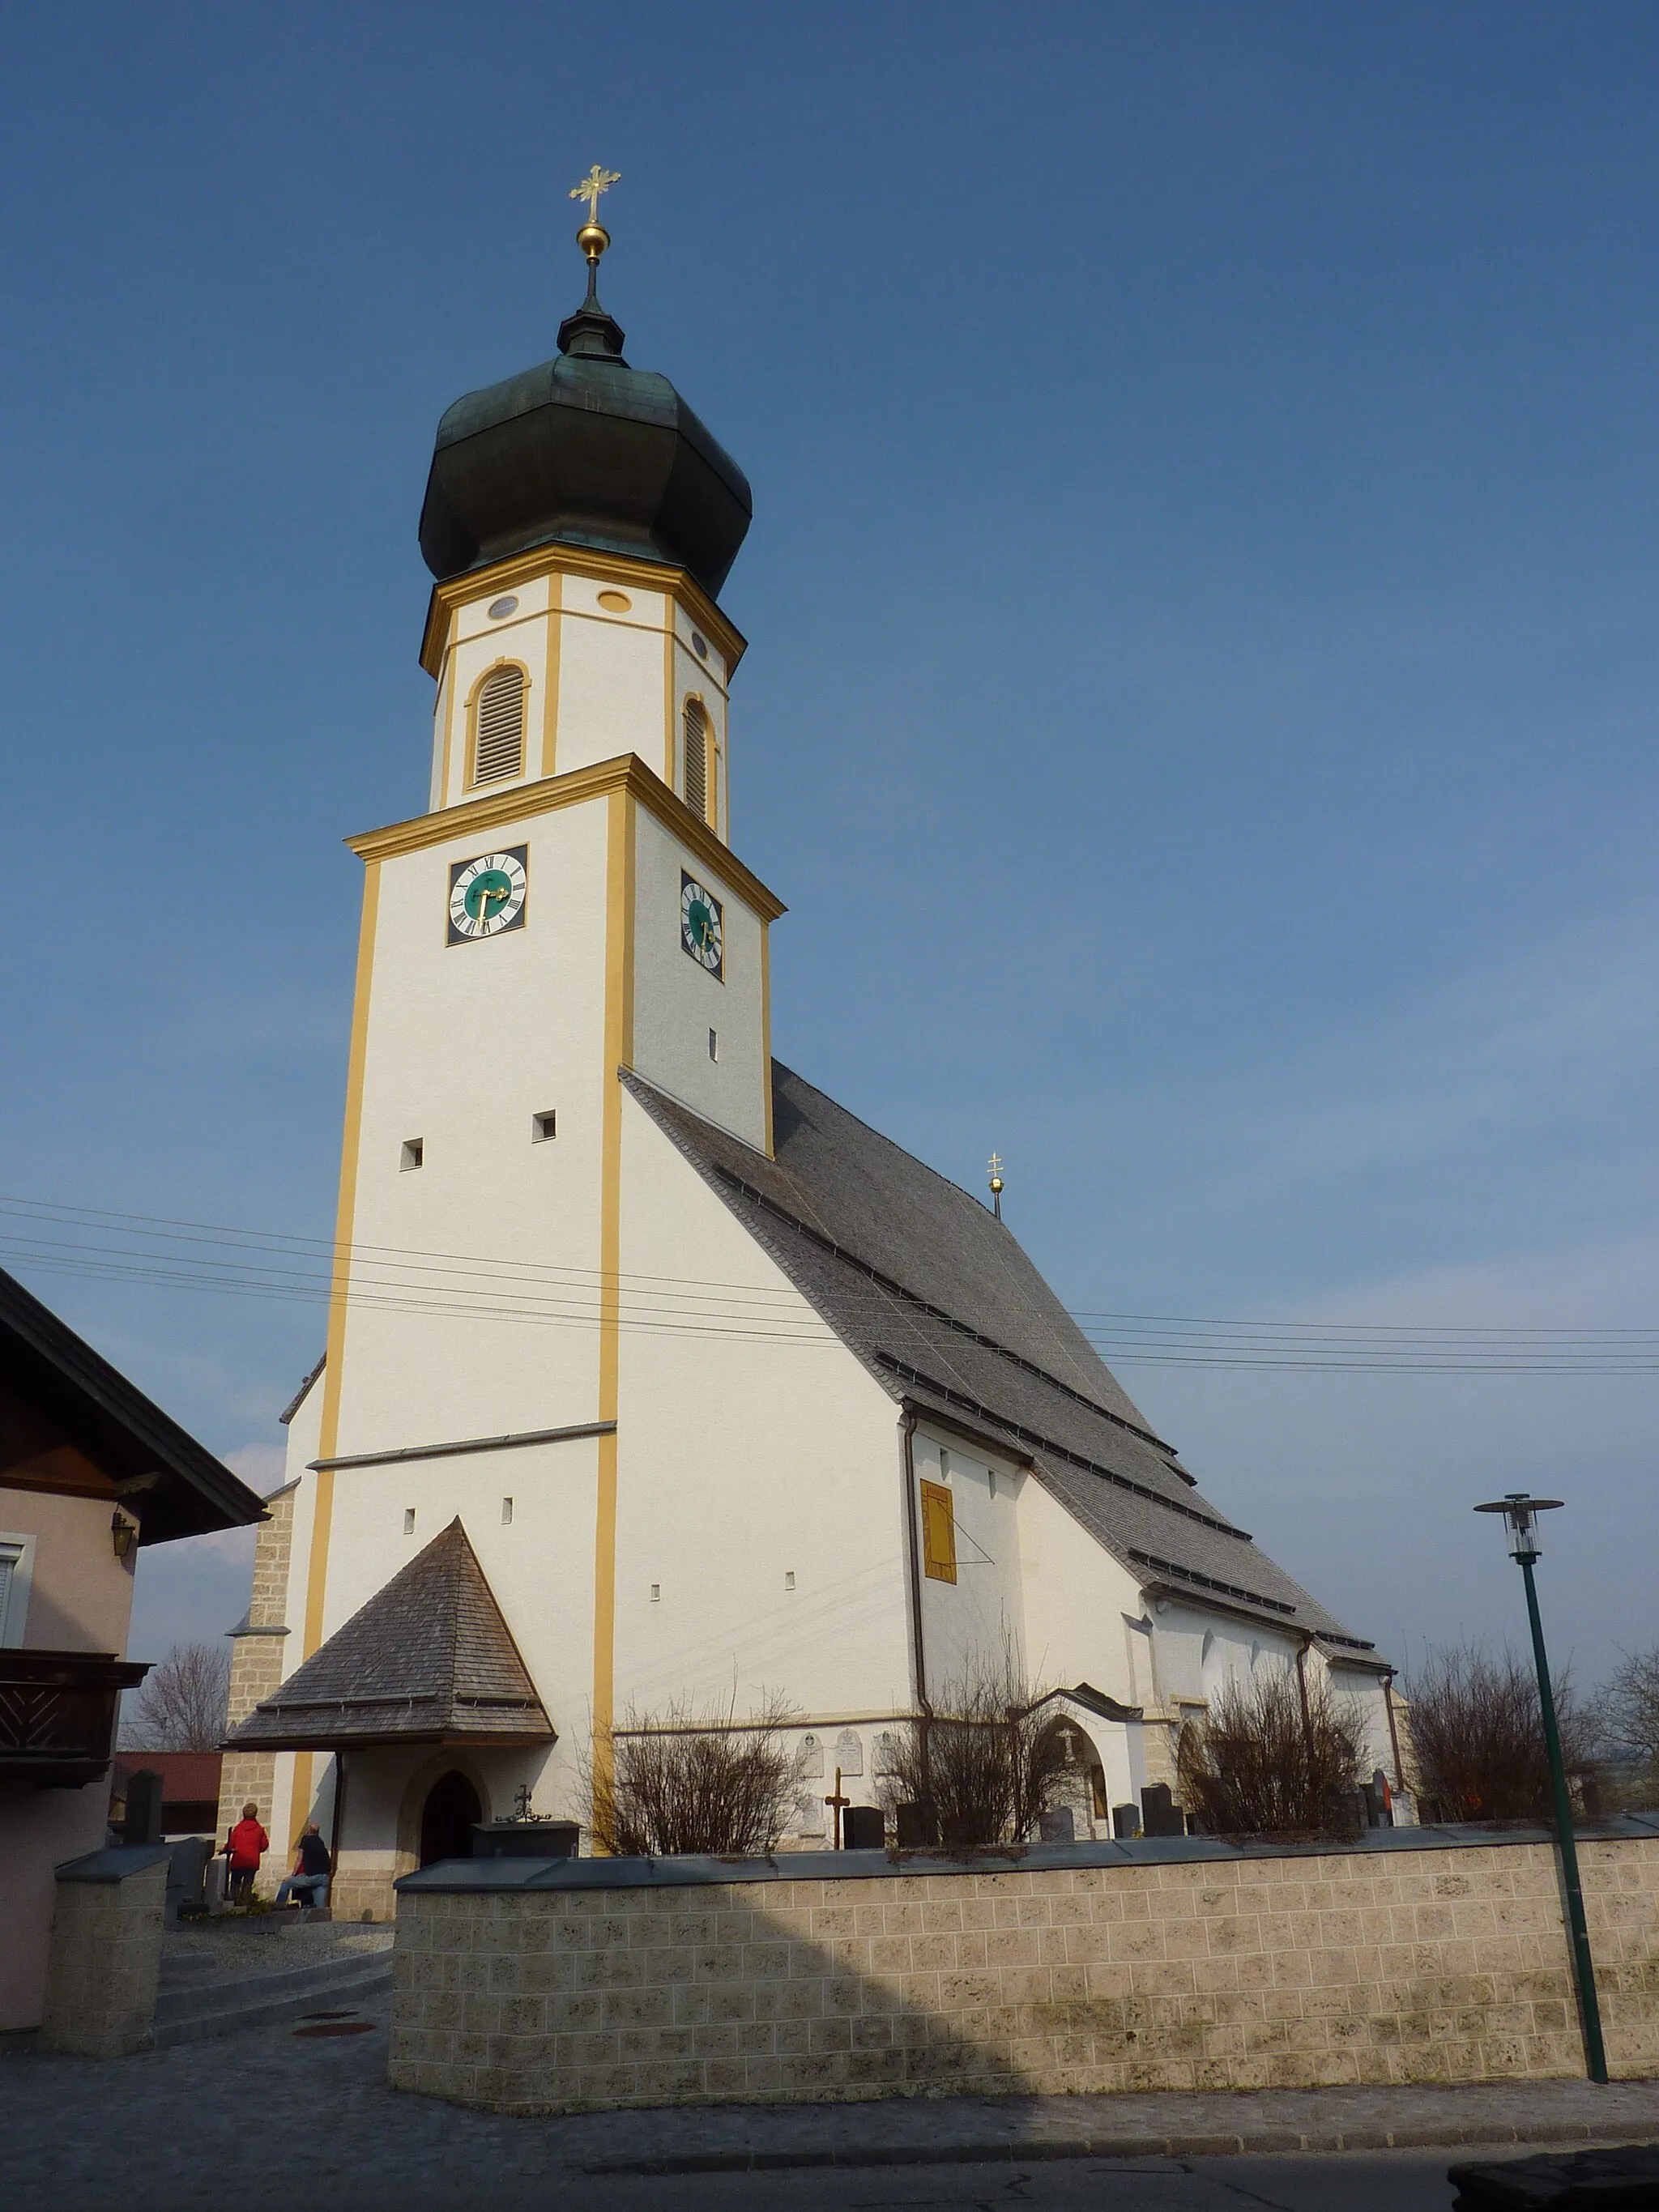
[1405,1645,1591,1823]
[588,1698,805,1857]
[1599,1647,1659,1767]
[879,1652,1074,1849]
[1175,1669,1367,1839]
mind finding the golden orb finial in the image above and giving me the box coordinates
[569,164,621,266]
[987,1153,1004,1221]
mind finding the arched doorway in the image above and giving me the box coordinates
[1036,1717,1109,1842]
[419,1768,482,1866]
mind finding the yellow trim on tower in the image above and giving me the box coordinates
[541,571,561,778]
[437,653,456,808]
[591,786,637,1845]
[291,858,381,1841]
[420,543,746,681]
[663,620,676,790]
[761,920,774,1158]
[347,753,786,923]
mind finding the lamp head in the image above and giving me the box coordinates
[1473,1490,1563,1563]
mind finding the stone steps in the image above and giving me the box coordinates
[154,1940,394,2047]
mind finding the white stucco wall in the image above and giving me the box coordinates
[614,1094,912,1727]
[335,795,611,1458]
[629,805,769,1151]
[910,1430,1026,1693]
[553,575,672,779]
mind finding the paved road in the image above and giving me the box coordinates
[4,1990,1653,2211]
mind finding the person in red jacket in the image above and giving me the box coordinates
[224,1801,270,1907]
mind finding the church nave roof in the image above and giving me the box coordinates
[625,1064,1377,1656]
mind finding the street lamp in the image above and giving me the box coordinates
[1473,1492,1607,2084]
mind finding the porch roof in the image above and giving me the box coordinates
[225,1518,553,1750]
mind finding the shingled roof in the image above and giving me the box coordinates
[625,1063,1380,1659]
[225,1518,554,1750]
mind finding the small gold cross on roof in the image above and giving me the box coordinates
[570,164,621,223]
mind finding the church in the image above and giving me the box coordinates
[221,183,1397,1915]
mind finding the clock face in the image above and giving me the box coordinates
[680,872,723,979]
[448,846,528,945]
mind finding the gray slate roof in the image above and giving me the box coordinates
[225,1518,554,1750]
[625,1064,1377,1656]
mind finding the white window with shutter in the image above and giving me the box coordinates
[682,696,708,821]
[471,664,527,786]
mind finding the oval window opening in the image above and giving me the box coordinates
[596,590,632,613]
[486,595,518,620]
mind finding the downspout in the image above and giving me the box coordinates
[900,1411,928,1711]
[900,1410,932,1818]
[329,1749,347,1897]
[1382,1668,1406,1797]
[1294,1634,1314,1744]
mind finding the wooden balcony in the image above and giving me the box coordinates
[0,1648,151,1788]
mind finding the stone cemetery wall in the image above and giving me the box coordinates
[41,1846,170,2057]
[386,1825,1659,2113]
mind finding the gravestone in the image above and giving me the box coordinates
[894,1801,938,1848]
[1038,1806,1075,1843]
[165,1835,212,1922]
[842,1805,885,1849]
[1112,1802,1142,1839]
[1141,1784,1186,1838]
[122,1769,164,1847]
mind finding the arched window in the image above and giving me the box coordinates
[472,664,527,786]
[682,696,709,822]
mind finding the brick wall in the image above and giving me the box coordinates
[387,1832,1659,2113]
[215,1482,296,1849]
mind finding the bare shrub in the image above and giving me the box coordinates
[122,1640,232,1751]
[588,1698,806,1857]
[1599,1647,1659,1767]
[1405,1645,1592,1823]
[1176,1669,1366,1839]
[879,1650,1075,1849]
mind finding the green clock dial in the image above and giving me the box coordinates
[448,846,528,944]
[680,872,724,979]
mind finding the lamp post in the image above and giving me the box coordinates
[1473,1492,1607,2084]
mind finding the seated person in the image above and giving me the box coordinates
[275,1822,332,1911]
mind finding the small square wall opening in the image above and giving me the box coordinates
[403,1507,416,1535]
[708,1028,719,1062]
[650,1583,661,1602]
[501,1497,514,1526]
[785,1571,796,1591]
[532,1110,557,1143]
[401,1139,424,1171]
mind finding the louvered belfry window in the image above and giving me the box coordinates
[472,665,527,786]
[683,697,709,821]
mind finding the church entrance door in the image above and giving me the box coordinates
[419,1768,482,1865]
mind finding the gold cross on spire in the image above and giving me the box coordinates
[569,164,621,224]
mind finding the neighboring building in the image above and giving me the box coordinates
[225,216,1398,1915]
[0,1267,263,2031]
[110,1753,224,1839]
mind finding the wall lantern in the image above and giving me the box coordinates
[1472,1490,1606,2083]
[111,1511,137,1560]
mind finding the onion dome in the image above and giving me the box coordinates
[417,186,752,600]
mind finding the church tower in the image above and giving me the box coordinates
[257,187,791,1863]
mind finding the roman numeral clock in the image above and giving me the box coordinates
[448,847,528,944]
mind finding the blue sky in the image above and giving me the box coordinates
[2,5,1655,1687]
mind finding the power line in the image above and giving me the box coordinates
[2,1192,1655,1373]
